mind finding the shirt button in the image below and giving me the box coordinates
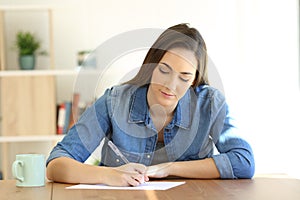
[147,155,151,159]
[116,159,120,163]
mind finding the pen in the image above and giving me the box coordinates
[108,141,130,164]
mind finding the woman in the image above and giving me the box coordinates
[46,23,255,186]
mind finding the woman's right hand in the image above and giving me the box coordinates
[103,163,149,186]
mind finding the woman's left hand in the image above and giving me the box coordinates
[146,162,173,178]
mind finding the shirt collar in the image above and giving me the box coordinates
[128,85,148,123]
[128,85,193,129]
[174,90,191,129]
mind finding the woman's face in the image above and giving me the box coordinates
[148,48,197,110]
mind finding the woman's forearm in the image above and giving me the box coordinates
[147,158,220,179]
[170,158,220,178]
[46,157,108,184]
[46,157,148,186]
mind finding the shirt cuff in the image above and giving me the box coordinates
[46,146,74,166]
[212,154,236,179]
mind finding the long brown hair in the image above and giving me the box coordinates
[124,23,209,87]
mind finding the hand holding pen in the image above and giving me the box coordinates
[108,140,149,186]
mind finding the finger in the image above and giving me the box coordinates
[127,175,142,187]
[144,174,149,181]
[132,173,145,184]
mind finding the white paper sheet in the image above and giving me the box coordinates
[66,181,185,190]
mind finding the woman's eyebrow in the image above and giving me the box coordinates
[160,62,194,75]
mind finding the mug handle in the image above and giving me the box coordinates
[12,160,24,182]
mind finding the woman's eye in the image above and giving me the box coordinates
[179,76,190,82]
[158,65,171,74]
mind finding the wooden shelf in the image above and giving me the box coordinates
[0,5,55,11]
[0,135,64,143]
[0,69,79,77]
[0,5,67,180]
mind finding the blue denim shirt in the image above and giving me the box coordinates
[47,84,255,179]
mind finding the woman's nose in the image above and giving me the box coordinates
[164,74,178,91]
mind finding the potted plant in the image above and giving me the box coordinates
[77,50,91,66]
[15,31,41,70]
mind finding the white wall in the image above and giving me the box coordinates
[1,0,300,178]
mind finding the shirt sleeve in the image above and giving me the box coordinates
[210,90,255,179]
[46,91,111,166]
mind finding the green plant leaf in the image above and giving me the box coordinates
[15,31,41,56]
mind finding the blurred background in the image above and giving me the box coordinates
[0,0,299,178]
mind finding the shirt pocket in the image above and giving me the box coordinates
[101,143,141,167]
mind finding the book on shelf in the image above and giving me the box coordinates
[72,93,80,122]
[57,101,74,135]
[63,102,72,134]
[57,103,65,134]
[56,93,90,135]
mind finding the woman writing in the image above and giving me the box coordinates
[46,23,255,186]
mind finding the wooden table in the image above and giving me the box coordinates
[0,180,52,200]
[2,177,300,200]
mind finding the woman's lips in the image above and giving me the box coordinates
[161,90,175,98]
